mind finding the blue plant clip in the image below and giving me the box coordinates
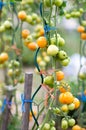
[44,24,57,33]
[77,93,86,102]
[0,1,4,10]
[0,99,7,113]
[21,94,32,112]
[0,1,14,10]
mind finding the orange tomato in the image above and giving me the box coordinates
[81,32,86,40]
[56,71,64,81]
[39,28,44,36]
[59,85,70,93]
[81,128,86,130]
[72,125,81,130]
[0,52,8,63]
[18,11,27,21]
[59,93,65,104]
[73,97,80,109]
[59,92,74,104]
[37,36,47,48]
[22,29,30,39]
[77,26,85,33]
[27,42,38,51]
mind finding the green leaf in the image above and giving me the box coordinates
[59,8,64,16]
[62,1,66,7]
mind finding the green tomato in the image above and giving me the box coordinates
[54,107,61,114]
[32,13,38,20]
[44,75,54,87]
[27,0,34,4]
[19,76,24,83]
[68,118,75,127]
[60,57,70,66]
[8,63,12,68]
[43,123,50,130]
[58,50,67,60]
[50,37,56,45]
[71,12,76,18]
[0,25,5,32]
[15,69,21,76]
[78,73,86,80]
[4,20,12,29]
[26,15,32,23]
[81,20,86,26]
[58,37,65,46]
[44,56,50,63]
[79,8,84,13]
[75,11,81,17]
[50,120,55,126]
[14,61,20,67]
[54,0,63,7]
[68,103,75,111]
[8,69,14,77]
[61,119,68,130]
[44,0,51,7]
[25,35,33,43]
[39,61,46,67]
[65,13,71,19]
[47,45,59,56]
[50,126,56,130]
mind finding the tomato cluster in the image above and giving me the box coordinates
[0,20,12,33]
[7,60,24,85]
[77,25,86,40]
[64,8,84,19]
[18,10,41,25]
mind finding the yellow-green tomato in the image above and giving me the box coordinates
[50,37,56,45]
[27,0,34,4]
[26,15,32,23]
[50,126,56,130]
[75,11,81,17]
[4,20,12,29]
[44,0,51,7]
[65,13,71,19]
[43,123,50,130]
[54,0,63,7]
[58,37,65,46]
[39,61,46,67]
[8,69,13,77]
[0,25,5,32]
[50,120,55,126]
[44,56,50,63]
[47,45,59,56]
[15,69,21,76]
[68,118,75,127]
[58,50,67,60]
[79,8,84,13]
[82,20,86,26]
[68,103,75,111]
[61,119,68,130]
[32,13,38,20]
[44,75,54,88]
[60,57,70,66]
[14,61,20,67]
[19,76,25,83]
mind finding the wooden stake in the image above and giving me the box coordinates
[21,72,33,130]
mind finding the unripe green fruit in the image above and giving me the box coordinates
[47,45,59,56]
